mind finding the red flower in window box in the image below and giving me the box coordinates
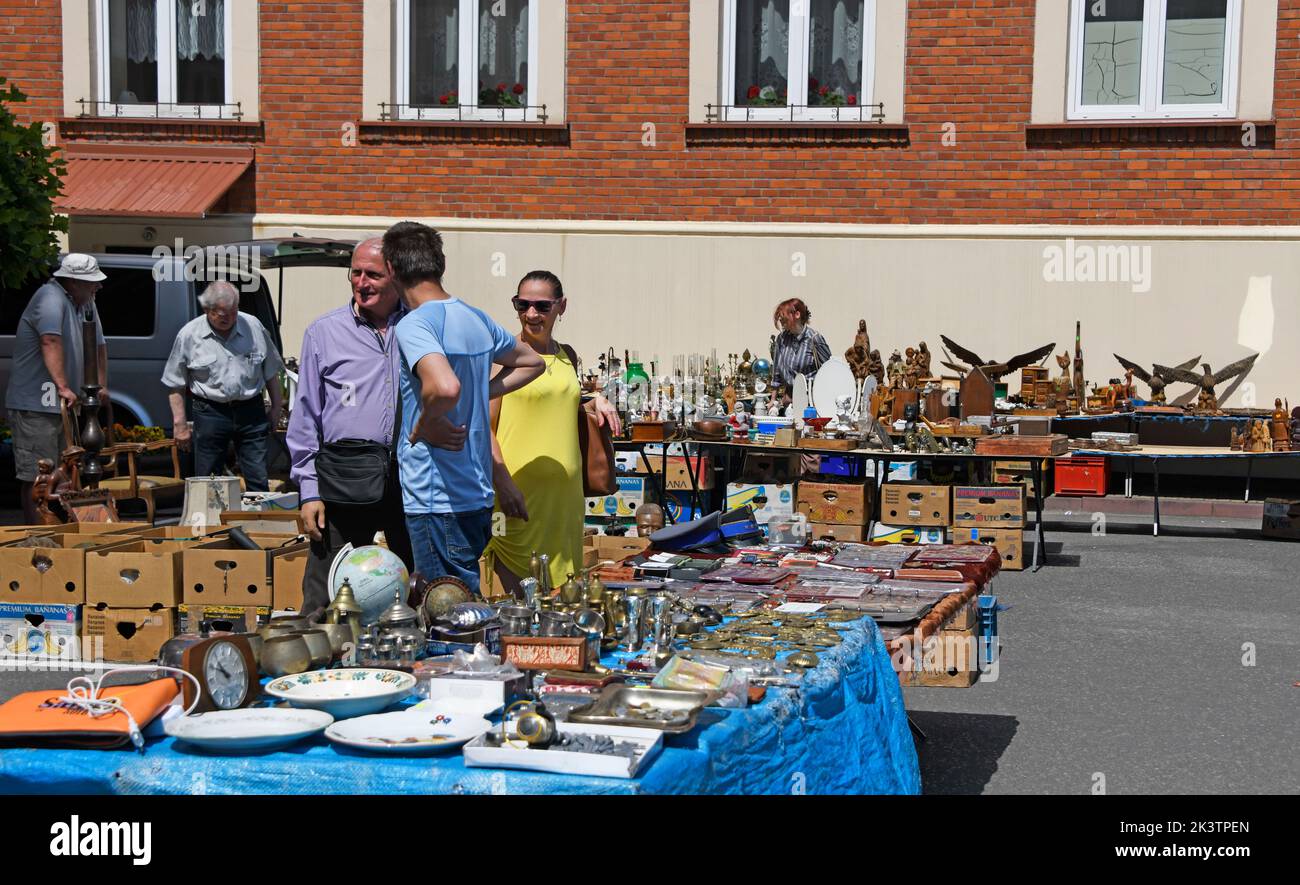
[819,86,829,97]
[513,83,525,95]
[809,77,819,92]
[497,82,508,92]
[747,85,761,100]
[848,94,857,106]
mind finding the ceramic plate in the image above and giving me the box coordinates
[264,669,416,719]
[325,709,492,755]
[165,708,334,753]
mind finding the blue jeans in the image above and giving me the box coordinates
[191,396,269,492]
[406,508,494,594]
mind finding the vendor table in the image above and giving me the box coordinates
[0,616,920,796]
[615,440,1056,572]
[1070,447,1300,536]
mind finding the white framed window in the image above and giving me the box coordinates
[95,0,235,118]
[721,0,876,122]
[1067,0,1241,120]
[395,0,540,121]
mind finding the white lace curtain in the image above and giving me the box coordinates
[478,0,529,86]
[125,0,225,64]
[809,0,863,92]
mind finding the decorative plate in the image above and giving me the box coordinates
[324,709,492,755]
[264,669,416,719]
[165,708,333,753]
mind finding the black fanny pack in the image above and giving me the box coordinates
[315,439,391,505]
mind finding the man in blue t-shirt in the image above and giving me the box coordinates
[384,222,545,592]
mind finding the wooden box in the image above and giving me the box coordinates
[974,434,1069,457]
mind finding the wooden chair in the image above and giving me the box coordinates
[97,439,186,523]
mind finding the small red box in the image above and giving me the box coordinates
[1054,455,1109,497]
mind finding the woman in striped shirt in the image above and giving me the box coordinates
[771,298,831,403]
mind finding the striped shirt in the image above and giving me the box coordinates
[772,326,831,389]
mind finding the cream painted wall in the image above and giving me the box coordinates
[243,216,1299,409]
[1032,0,1276,124]
[61,0,92,118]
[230,0,260,120]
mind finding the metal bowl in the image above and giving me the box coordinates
[261,635,312,678]
[314,623,355,661]
[291,629,333,669]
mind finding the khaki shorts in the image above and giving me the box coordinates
[8,409,63,481]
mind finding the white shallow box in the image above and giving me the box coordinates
[423,672,526,711]
[463,722,664,779]
[863,461,919,481]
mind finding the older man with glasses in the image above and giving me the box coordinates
[162,281,284,491]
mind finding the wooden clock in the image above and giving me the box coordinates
[179,636,259,712]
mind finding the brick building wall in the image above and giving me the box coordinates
[1,0,1298,223]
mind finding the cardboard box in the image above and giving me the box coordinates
[128,525,221,541]
[870,523,946,545]
[880,483,951,527]
[941,599,979,632]
[0,602,81,661]
[272,546,310,612]
[725,482,796,525]
[909,626,979,688]
[952,485,1025,527]
[863,461,920,481]
[0,535,94,604]
[809,522,866,543]
[1261,499,1300,541]
[662,492,705,524]
[796,481,872,526]
[84,539,189,607]
[952,527,1025,571]
[585,476,648,518]
[591,535,651,562]
[176,604,269,634]
[84,607,175,664]
[741,453,801,483]
[181,537,309,607]
[645,455,714,491]
[220,510,307,536]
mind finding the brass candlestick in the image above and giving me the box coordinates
[79,307,105,488]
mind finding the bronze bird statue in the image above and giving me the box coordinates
[1155,354,1259,413]
[1113,354,1201,405]
[939,335,1056,381]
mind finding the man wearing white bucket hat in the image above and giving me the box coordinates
[3,254,109,523]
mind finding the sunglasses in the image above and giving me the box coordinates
[512,297,558,314]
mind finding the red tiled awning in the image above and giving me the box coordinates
[55,143,253,218]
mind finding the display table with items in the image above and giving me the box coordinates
[0,534,981,795]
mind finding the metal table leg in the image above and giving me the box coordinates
[1030,458,1047,571]
[1244,455,1253,503]
[1151,456,1160,537]
[1126,461,1134,498]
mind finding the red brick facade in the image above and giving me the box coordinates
[2,0,1298,224]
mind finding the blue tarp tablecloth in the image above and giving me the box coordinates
[0,616,919,795]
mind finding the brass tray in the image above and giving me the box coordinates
[567,685,720,734]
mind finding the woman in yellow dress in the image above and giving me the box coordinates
[486,271,621,596]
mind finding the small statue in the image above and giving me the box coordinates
[635,503,665,537]
[916,341,932,378]
[767,397,780,418]
[845,320,872,380]
[1072,321,1085,406]
[833,395,855,434]
[886,350,905,388]
[903,347,919,389]
[1056,351,1073,398]
[722,381,737,417]
[1272,399,1292,453]
[867,349,885,387]
[1122,368,1136,402]
[1247,419,1272,453]
[1230,426,1244,451]
[727,401,750,435]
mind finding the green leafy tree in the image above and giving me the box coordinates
[0,77,67,291]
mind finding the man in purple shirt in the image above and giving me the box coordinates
[286,238,425,614]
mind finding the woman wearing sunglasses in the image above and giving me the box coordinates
[485,271,622,596]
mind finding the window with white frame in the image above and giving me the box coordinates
[721,0,876,121]
[95,0,235,118]
[396,0,539,121]
[1068,0,1241,120]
